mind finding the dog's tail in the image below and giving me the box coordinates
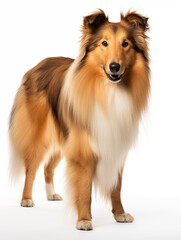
[8,136,25,185]
[8,104,25,185]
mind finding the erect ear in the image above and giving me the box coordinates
[123,11,149,31]
[83,9,108,33]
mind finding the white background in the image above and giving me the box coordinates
[1,0,181,239]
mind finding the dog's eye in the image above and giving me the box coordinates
[102,41,108,47]
[122,41,128,48]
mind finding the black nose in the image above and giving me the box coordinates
[109,62,120,73]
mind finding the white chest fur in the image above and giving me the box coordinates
[90,87,139,197]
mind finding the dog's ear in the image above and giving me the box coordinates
[122,11,149,31]
[83,9,108,32]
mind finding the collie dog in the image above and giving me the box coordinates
[9,10,150,230]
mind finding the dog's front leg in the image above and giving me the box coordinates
[66,158,95,230]
[111,170,134,223]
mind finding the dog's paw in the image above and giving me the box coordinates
[114,213,134,223]
[76,220,93,231]
[47,193,63,201]
[21,199,35,207]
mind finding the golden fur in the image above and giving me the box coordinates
[9,10,150,230]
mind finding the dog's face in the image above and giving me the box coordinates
[81,10,149,83]
[88,24,136,83]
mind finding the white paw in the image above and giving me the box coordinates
[47,193,63,201]
[21,199,35,207]
[114,213,134,223]
[76,220,93,231]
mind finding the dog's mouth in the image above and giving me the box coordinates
[104,69,125,83]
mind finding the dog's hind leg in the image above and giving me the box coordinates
[21,146,46,207]
[110,168,134,223]
[44,151,63,201]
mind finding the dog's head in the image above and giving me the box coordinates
[79,9,149,83]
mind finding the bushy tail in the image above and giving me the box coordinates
[8,138,25,185]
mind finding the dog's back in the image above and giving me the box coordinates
[9,57,73,201]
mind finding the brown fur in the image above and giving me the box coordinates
[9,9,150,230]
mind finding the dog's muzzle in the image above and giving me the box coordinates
[104,62,125,83]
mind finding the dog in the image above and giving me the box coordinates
[9,9,150,230]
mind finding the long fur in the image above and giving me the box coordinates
[9,9,150,228]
